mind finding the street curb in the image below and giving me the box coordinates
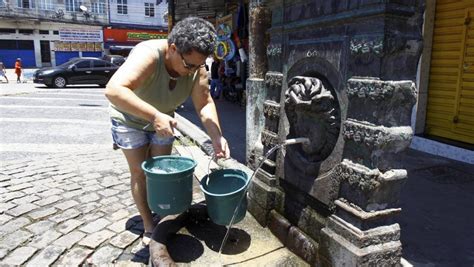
[175,113,254,179]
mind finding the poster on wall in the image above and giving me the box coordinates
[55,41,71,51]
[86,42,95,51]
[59,28,102,42]
[94,42,102,51]
[70,42,80,51]
[78,42,87,51]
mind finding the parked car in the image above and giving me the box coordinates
[101,55,126,66]
[33,58,118,88]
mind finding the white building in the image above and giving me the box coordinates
[109,0,168,30]
[0,0,108,68]
[105,0,168,55]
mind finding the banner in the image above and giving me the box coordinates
[59,28,102,42]
[103,29,167,43]
[54,41,102,52]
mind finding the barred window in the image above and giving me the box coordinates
[65,0,82,12]
[117,0,127,15]
[91,0,105,14]
[17,0,34,8]
[37,0,53,10]
[145,2,154,17]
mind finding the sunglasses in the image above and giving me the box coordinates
[180,53,205,70]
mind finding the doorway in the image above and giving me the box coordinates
[40,40,51,66]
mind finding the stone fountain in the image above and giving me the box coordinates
[246,0,423,265]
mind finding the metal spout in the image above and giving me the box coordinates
[282,137,310,145]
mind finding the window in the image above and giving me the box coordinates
[92,60,106,68]
[0,40,34,50]
[17,40,34,50]
[0,29,16,34]
[39,30,49,35]
[76,60,91,69]
[19,29,34,34]
[37,0,53,10]
[66,0,82,12]
[53,30,59,35]
[91,0,105,14]
[17,0,34,8]
[117,0,127,15]
[145,2,154,17]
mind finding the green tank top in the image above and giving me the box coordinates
[109,41,199,131]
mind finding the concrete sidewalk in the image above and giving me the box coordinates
[0,131,305,266]
[0,68,37,84]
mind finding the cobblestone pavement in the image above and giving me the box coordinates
[0,148,152,266]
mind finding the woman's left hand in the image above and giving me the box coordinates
[212,136,230,159]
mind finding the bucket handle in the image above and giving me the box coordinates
[174,134,216,186]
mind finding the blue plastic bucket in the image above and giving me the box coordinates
[141,156,197,216]
[200,169,249,225]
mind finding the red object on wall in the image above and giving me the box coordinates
[103,29,168,44]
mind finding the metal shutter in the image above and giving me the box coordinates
[426,0,474,144]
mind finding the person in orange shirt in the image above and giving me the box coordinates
[15,58,22,83]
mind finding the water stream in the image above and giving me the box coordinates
[217,137,310,262]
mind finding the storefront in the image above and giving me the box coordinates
[103,28,167,56]
[0,21,104,68]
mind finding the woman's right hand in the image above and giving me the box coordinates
[152,112,177,137]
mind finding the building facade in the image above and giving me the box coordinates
[0,0,108,68]
[105,0,168,55]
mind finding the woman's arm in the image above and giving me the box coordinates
[191,67,230,158]
[105,43,176,137]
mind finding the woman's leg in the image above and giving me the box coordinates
[121,145,156,234]
[148,142,175,263]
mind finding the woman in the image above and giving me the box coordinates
[105,17,230,263]
[15,58,22,83]
[0,61,8,83]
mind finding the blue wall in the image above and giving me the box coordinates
[55,52,80,65]
[82,52,102,58]
[0,50,35,68]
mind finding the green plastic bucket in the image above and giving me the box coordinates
[141,156,197,216]
[200,169,249,225]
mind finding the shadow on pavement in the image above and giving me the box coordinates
[149,203,251,264]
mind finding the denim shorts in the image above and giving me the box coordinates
[111,119,174,149]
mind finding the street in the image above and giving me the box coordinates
[0,83,111,163]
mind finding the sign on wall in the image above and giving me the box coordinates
[103,29,167,43]
[55,41,102,52]
[59,28,103,42]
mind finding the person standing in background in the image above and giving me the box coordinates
[210,56,223,99]
[0,61,8,83]
[15,58,22,83]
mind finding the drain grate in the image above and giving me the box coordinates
[413,165,474,184]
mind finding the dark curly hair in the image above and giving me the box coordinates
[168,17,217,56]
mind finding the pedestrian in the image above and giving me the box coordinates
[210,56,223,99]
[0,61,8,83]
[15,58,22,83]
[105,17,230,263]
